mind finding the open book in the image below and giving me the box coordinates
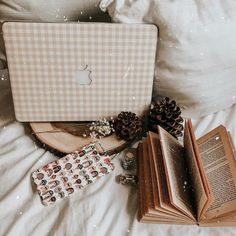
[138,120,236,226]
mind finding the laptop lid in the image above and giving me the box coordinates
[3,22,157,121]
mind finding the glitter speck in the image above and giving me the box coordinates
[89,16,92,20]
[122,65,132,79]
[215,136,220,140]
[80,11,83,15]
[132,96,136,100]
[19,211,23,215]
[63,16,68,22]
[16,195,20,200]
[184,181,187,185]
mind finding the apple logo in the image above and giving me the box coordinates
[75,65,92,85]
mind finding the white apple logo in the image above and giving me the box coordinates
[75,65,92,85]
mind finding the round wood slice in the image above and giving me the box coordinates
[30,122,130,156]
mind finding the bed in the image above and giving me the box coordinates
[1,0,236,235]
[1,85,236,236]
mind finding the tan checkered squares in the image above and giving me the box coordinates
[3,22,157,121]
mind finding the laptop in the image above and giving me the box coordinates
[3,22,157,121]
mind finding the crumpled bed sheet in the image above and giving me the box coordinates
[1,88,236,235]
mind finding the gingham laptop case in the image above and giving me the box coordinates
[3,22,157,121]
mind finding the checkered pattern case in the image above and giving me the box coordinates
[3,22,157,121]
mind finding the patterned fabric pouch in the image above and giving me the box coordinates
[32,143,114,206]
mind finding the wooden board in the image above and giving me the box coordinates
[30,122,130,156]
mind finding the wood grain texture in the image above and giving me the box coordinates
[30,122,130,156]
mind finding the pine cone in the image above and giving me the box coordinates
[149,97,184,138]
[114,112,142,141]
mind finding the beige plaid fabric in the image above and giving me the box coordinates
[3,22,157,121]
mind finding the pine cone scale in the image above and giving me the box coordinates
[149,97,184,138]
[115,112,142,141]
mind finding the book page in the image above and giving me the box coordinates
[199,209,236,226]
[148,133,169,208]
[184,121,208,220]
[137,142,145,220]
[197,125,236,219]
[158,126,195,220]
[142,139,155,212]
[187,120,213,220]
[139,136,195,223]
[139,139,187,222]
[148,132,193,221]
[146,135,161,210]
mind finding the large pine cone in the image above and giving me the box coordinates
[149,97,184,138]
[114,112,142,141]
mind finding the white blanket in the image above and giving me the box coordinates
[1,85,236,235]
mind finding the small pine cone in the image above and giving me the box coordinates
[149,97,184,138]
[114,111,142,141]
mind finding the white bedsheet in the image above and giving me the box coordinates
[1,85,236,235]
